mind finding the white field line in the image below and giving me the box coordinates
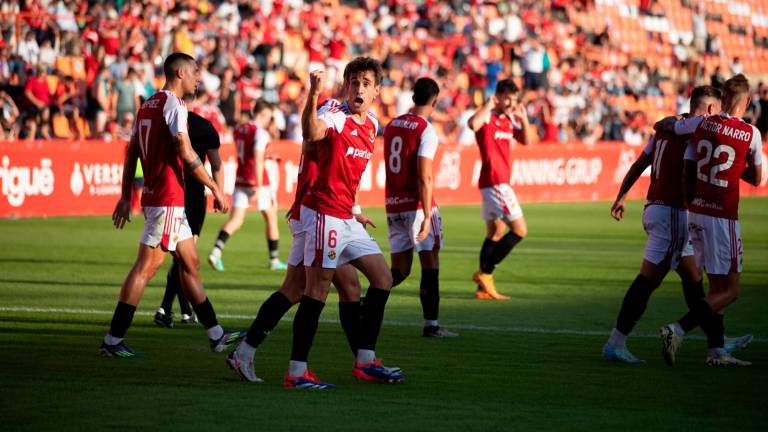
[1,306,765,343]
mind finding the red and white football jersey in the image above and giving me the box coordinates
[679,113,763,220]
[642,130,691,208]
[476,110,523,188]
[131,90,188,207]
[383,112,439,213]
[234,122,271,188]
[287,151,319,221]
[302,99,379,219]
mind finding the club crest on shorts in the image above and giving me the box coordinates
[327,250,336,260]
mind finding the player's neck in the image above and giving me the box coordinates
[163,82,185,99]
[411,106,431,118]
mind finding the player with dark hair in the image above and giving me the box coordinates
[384,77,456,337]
[101,53,243,357]
[655,74,762,366]
[281,57,403,389]
[468,78,532,300]
[208,99,288,272]
[154,104,224,328]
[603,86,733,363]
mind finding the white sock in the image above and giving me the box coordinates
[156,307,166,315]
[236,341,256,361]
[672,322,685,337]
[211,247,222,258]
[207,325,224,340]
[288,360,307,377]
[424,320,439,328]
[104,334,123,346]
[356,349,376,364]
[607,328,627,347]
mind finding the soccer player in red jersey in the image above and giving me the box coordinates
[656,74,762,366]
[208,99,287,272]
[468,79,532,300]
[102,53,243,357]
[280,57,403,389]
[384,77,456,338]
[603,86,725,363]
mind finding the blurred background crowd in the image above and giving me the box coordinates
[1,0,767,146]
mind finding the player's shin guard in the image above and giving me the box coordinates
[245,291,294,348]
[358,287,390,351]
[290,296,325,362]
[682,279,705,310]
[391,269,406,287]
[420,269,440,321]
[268,239,279,260]
[489,232,523,267]
[109,301,137,338]
[339,301,361,355]
[615,274,655,336]
[192,297,219,329]
[480,238,498,274]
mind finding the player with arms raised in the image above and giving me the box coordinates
[283,58,403,389]
[656,74,762,367]
[384,77,456,337]
[468,79,532,300]
[101,53,242,357]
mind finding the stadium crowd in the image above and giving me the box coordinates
[1,0,767,145]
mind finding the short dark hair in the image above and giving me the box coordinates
[495,78,519,95]
[412,77,440,106]
[690,85,722,110]
[343,57,383,86]
[163,52,196,80]
[723,74,750,100]
[252,98,272,116]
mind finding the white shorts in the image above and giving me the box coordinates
[140,206,193,251]
[232,186,276,211]
[301,205,382,269]
[688,212,743,275]
[642,205,693,269]
[481,184,524,222]
[386,207,444,254]
[287,218,305,267]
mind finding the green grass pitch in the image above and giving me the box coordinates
[1,199,766,431]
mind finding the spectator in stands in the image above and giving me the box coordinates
[54,75,83,139]
[692,2,707,55]
[23,64,51,139]
[522,37,549,91]
[113,68,140,126]
[219,66,241,130]
[731,57,743,75]
[757,85,768,142]
[0,89,19,139]
[16,31,39,66]
[87,66,111,137]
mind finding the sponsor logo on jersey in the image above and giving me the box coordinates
[327,250,336,260]
[0,156,54,207]
[390,119,419,129]
[369,129,376,143]
[350,129,358,136]
[345,147,373,160]
[493,131,514,141]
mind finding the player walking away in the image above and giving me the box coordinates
[226,139,369,383]
[384,77,456,338]
[655,74,762,367]
[468,79,532,300]
[281,58,403,389]
[154,108,224,328]
[208,99,288,272]
[602,86,750,364]
[102,53,243,358]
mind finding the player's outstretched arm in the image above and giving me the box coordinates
[416,156,433,241]
[467,96,496,132]
[302,70,328,142]
[174,133,229,213]
[610,152,652,221]
[512,103,533,146]
[113,134,139,229]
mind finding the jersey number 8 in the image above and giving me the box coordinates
[388,136,403,174]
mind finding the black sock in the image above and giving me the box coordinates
[161,260,180,314]
[682,279,705,309]
[707,313,725,349]
[480,238,498,274]
[682,298,717,341]
[290,296,325,362]
[214,230,230,251]
[391,269,406,287]
[359,287,390,351]
[489,232,523,268]
[677,310,699,333]
[615,274,656,335]
[245,292,294,348]
[192,297,219,330]
[339,301,361,355]
[420,268,440,321]
[177,287,192,315]
[268,239,279,260]
[109,301,137,339]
